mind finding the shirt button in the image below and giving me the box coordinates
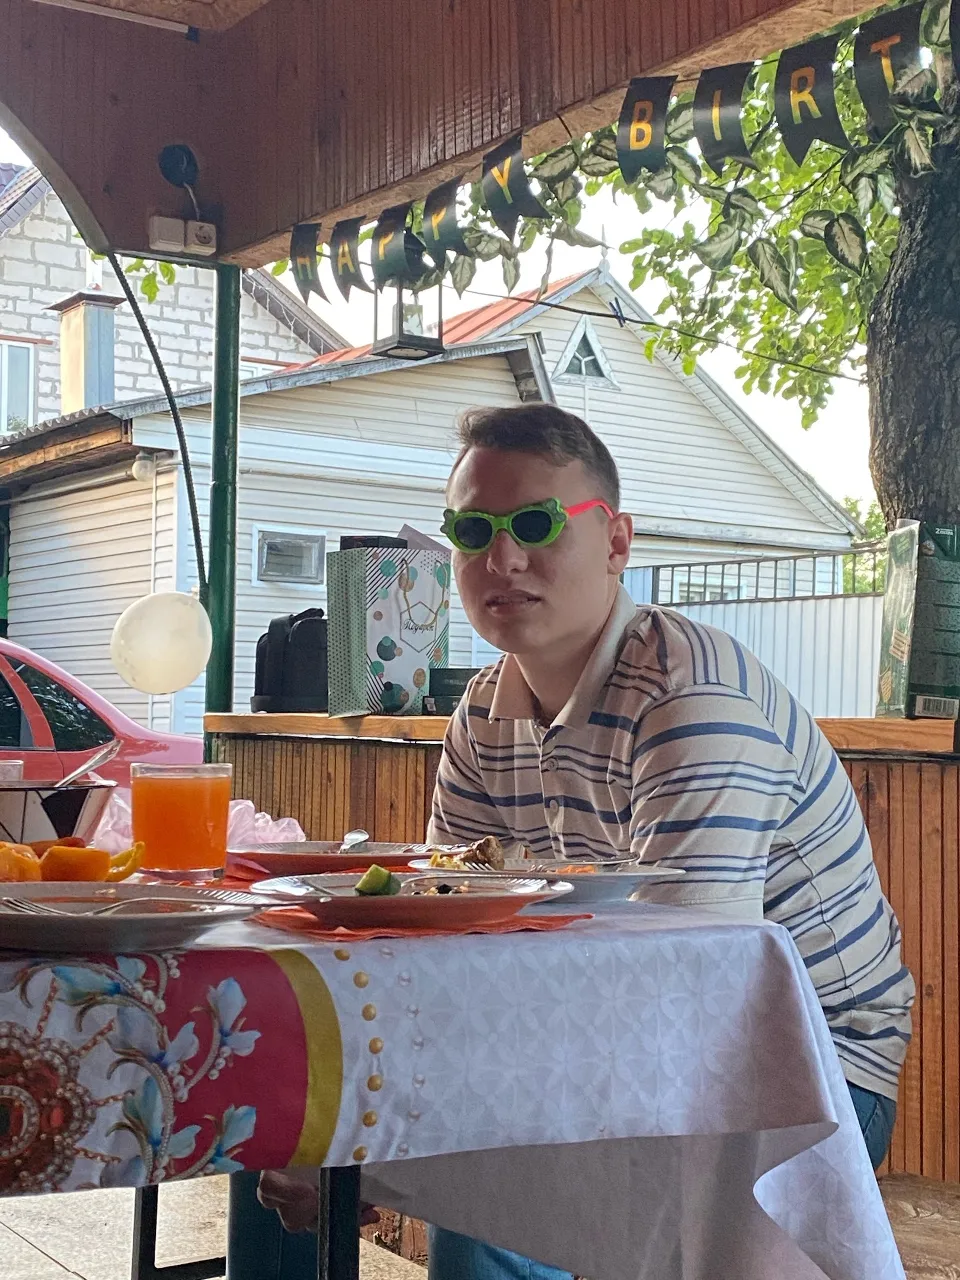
[543,759,558,772]
[547,797,559,812]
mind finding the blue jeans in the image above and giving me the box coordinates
[848,1082,897,1171]
[427,1083,897,1280]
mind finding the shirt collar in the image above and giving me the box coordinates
[488,584,639,728]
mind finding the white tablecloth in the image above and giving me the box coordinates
[0,903,903,1280]
[329,906,902,1280]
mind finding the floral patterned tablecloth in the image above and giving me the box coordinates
[0,905,905,1280]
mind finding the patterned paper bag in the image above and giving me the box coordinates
[327,547,451,716]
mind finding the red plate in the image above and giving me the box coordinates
[254,872,573,929]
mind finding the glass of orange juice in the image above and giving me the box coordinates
[131,763,232,881]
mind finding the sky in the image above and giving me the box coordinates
[0,128,876,510]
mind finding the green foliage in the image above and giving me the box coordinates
[843,495,887,539]
[403,1,944,430]
[841,496,888,592]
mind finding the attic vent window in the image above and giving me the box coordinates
[256,529,326,585]
[564,334,604,379]
[554,319,617,387]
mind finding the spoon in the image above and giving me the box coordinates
[340,828,370,853]
[53,739,122,790]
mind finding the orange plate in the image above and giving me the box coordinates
[255,872,572,930]
[227,842,425,876]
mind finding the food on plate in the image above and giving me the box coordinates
[427,835,505,871]
[28,836,87,855]
[37,841,145,883]
[553,864,598,874]
[0,843,42,882]
[355,864,402,896]
[420,881,470,895]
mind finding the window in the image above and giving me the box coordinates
[10,661,113,752]
[255,528,326,585]
[0,342,34,434]
[0,673,28,749]
[564,334,604,379]
[554,318,617,387]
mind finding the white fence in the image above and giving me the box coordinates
[662,593,884,718]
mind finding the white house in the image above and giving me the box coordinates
[0,248,860,734]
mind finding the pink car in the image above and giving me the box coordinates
[0,638,202,785]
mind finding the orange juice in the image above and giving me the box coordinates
[131,764,232,878]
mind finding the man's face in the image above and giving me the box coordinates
[447,447,632,659]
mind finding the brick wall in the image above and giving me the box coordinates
[0,189,318,422]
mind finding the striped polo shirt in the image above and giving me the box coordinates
[429,586,914,1099]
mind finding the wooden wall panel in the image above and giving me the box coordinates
[843,755,960,1181]
[214,731,960,1182]
[214,732,444,841]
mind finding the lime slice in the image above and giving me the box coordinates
[355,864,401,896]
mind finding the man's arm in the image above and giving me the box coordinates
[427,701,513,846]
[629,684,800,919]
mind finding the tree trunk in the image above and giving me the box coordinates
[868,75,960,528]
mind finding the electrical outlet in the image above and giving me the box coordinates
[186,220,217,256]
[148,215,186,254]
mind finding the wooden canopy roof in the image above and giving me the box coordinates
[0,0,868,268]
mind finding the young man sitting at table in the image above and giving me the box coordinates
[260,402,914,1280]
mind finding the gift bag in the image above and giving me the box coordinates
[327,545,451,716]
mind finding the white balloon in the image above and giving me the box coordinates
[111,592,213,694]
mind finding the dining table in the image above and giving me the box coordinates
[0,899,905,1280]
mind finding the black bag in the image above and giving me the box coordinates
[252,608,329,713]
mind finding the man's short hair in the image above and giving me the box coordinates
[452,404,621,510]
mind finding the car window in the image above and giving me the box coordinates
[0,671,29,749]
[10,661,113,752]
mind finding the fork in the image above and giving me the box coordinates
[0,895,241,918]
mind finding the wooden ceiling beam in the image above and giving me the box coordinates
[0,0,871,268]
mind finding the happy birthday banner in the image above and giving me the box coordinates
[290,2,930,302]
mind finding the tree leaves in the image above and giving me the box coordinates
[579,150,620,177]
[666,147,702,184]
[462,228,503,260]
[502,254,521,294]
[922,0,951,49]
[824,213,868,275]
[799,210,833,239]
[553,224,602,248]
[694,222,741,270]
[666,99,695,144]
[450,253,476,297]
[841,146,893,186]
[901,122,934,173]
[552,175,581,205]
[852,174,877,220]
[876,168,898,215]
[533,146,579,184]
[646,170,678,201]
[139,272,160,304]
[747,238,797,309]
[158,261,176,286]
[892,65,938,104]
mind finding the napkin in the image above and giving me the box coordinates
[252,907,592,941]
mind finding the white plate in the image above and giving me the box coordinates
[254,872,572,930]
[406,858,685,904]
[0,883,263,953]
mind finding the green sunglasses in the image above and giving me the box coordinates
[441,497,615,554]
